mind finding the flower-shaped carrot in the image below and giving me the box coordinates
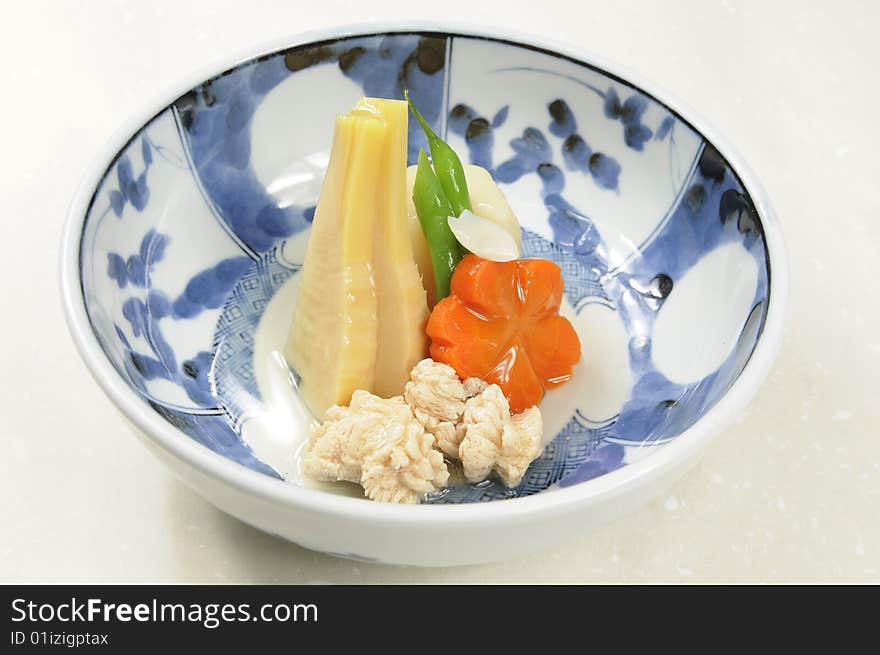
[426,254,581,413]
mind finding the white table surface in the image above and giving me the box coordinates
[2,0,877,584]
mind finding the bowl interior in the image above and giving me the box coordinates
[78,31,770,503]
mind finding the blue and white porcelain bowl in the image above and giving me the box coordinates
[61,24,787,566]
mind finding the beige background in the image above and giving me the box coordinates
[1,0,877,583]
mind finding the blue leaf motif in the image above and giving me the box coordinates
[655,116,674,141]
[129,352,171,381]
[172,257,252,319]
[603,87,622,119]
[620,94,648,124]
[107,253,128,288]
[491,105,509,128]
[118,230,169,288]
[464,118,493,170]
[109,148,154,217]
[129,172,150,211]
[146,290,172,319]
[139,229,169,264]
[510,127,551,165]
[122,298,148,338]
[548,99,577,138]
[141,137,153,166]
[109,190,124,218]
[107,230,169,308]
[589,153,621,190]
[116,155,133,200]
[171,296,200,319]
[493,158,530,184]
[537,162,564,196]
[562,134,592,172]
[125,255,147,287]
[218,257,251,282]
[624,123,653,151]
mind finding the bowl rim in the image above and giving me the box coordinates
[59,20,788,527]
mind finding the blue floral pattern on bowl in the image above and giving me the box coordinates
[78,32,770,502]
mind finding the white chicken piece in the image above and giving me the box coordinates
[302,390,449,504]
[458,385,544,488]
[495,406,543,487]
[404,359,465,458]
[404,358,486,458]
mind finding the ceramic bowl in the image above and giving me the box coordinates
[61,23,787,566]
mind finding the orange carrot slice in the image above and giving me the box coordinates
[426,254,581,412]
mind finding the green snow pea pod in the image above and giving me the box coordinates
[406,90,472,217]
[412,149,464,301]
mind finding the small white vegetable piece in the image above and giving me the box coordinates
[447,209,521,262]
[302,390,449,504]
[406,164,521,305]
[459,385,543,488]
